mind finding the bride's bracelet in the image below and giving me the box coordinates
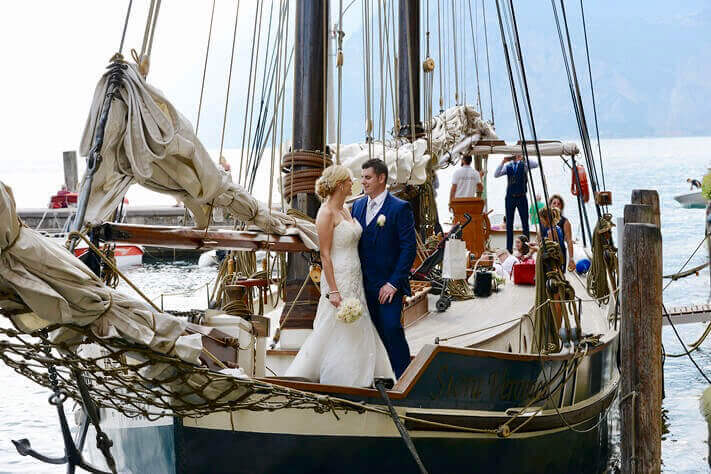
[328,290,340,296]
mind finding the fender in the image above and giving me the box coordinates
[571,164,590,203]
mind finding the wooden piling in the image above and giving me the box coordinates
[620,190,662,474]
[63,150,78,192]
[623,204,654,226]
[631,189,660,227]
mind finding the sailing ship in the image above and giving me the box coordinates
[0,1,619,473]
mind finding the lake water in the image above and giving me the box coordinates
[1,136,710,472]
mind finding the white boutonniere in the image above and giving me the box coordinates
[376,214,386,227]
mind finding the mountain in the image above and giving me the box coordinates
[334,1,711,143]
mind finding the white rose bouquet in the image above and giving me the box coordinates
[336,297,363,324]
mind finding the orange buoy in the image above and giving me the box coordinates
[571,164,590,203]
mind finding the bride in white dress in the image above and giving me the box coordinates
[285,165,395,387]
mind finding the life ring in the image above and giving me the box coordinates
[571,164,590,203]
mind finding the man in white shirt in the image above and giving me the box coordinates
[449,155,483,208]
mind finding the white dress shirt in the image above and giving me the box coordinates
[493,157,539,178]
[366,189,388,225]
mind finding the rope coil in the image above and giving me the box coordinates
[281,151,332,202]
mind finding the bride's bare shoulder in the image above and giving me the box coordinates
[316,206,337,227]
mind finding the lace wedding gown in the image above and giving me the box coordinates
[285,219,395,387]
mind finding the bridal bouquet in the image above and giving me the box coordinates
[336,297,363,324]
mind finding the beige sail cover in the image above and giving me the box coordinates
[79,63,317,249]
[0,181,202,364]
[336,105,498,185]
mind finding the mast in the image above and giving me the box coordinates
[398,0,423,137]
[279,0,330,336]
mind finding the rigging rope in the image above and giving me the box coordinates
[245,0,277,187]
[238,2,263,186]
[579,0,607,191]
[493,0,546,236]
[218,0,242,163]
[194,0,216,135]
[377,0,386,147]
[558,1,603,197]
[267,0,286,246]
[145,0,161,59]
[663,305,711,383]
[362,0,374,150]
[117,0,134,56]
[551,0,602,222]
[467,0,483,114]
[436,0,444,113]
[246,2,290,192]
[451,0,460,105]
[336,0,345,164]
[139,0,156,60]
[241,2,267,187]
[482,0,495,123]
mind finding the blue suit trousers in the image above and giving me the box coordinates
[365,289,410,378]
[505,195,530,253]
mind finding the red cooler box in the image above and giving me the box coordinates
[512,261,535,285]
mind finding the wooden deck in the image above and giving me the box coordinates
[405,271,612,354]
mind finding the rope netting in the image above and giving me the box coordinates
[0,322,360,421]
[0,320,610,437]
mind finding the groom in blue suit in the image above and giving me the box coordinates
[352,158,417,378]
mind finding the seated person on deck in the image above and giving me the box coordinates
[537,207,566,272]
[501,235,536,277]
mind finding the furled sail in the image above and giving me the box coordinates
[0,181,202,364]
[79,63,317,249]
[336,105,580,184]
[335,105,498,185]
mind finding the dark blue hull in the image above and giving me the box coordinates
[86,339,618,473]
[173,418,609,474]
[93,415,609,474]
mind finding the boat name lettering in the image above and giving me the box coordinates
[430,366,543,402]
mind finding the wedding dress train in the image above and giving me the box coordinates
[285,219,395,387]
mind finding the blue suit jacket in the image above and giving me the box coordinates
[352,192,417,296]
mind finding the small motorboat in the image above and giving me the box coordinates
[73,244,143,268]
[41,231,144,268]
[674,191,706,209]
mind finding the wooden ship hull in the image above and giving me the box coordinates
[86,342,617,473]
[79,268,618,473]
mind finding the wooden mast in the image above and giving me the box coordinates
[279,0,330,335]
[397,0,423,137]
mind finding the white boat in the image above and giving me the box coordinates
[42,231,144,268]
[674,191,706,209]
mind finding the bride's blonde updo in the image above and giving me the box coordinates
[315,164,352,200]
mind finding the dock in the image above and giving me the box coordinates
[17,206,236,231]
[19,206,233,233]
[663,304,711,326]
[18,206,234,261]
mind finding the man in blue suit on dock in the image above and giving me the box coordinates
[352,158,417,378]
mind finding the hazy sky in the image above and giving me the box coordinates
[0,1,708,183]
